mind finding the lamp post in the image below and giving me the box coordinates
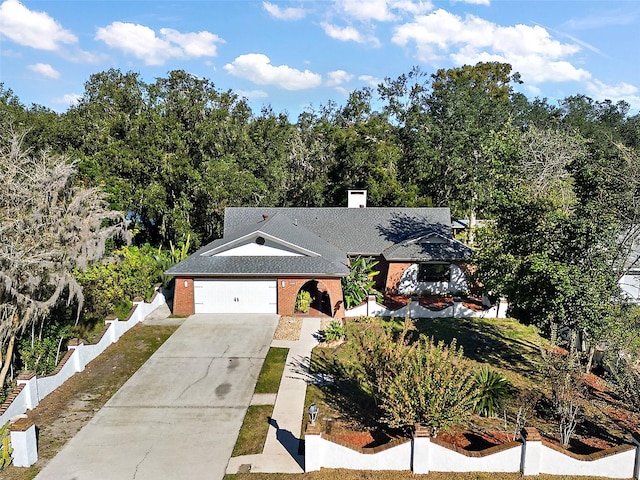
[308,402,319,426]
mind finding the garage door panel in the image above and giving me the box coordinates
[194,279,277,314]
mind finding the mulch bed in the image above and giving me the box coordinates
[383,294,488,312]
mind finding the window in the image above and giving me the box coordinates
[417,263,450,282]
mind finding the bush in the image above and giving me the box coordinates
[324,320,346,342]
[295,290,312,313]
[346,318,479,436]
[341,256,381,309]
[473,366,510,417]
[18,323,72,376]
[77,244,166,320]
[540,348,586,446]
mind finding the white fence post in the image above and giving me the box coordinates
[68,339,84,373]
[304,424,322,472]
[497,298,509,318]
[16,372,38,410]
[521,427,542,475]
[412,424,430,474]
[10,417,37,467]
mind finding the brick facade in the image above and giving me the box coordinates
[278,277,344,318]
[385,262,413,293]
[173,277,195,316]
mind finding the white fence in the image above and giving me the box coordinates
[345,295,508,319]
[305,426,640,479]
[0,288,167,427]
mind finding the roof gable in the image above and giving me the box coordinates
[383,227,473,262]
[202,232,319,257]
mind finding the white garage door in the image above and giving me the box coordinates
[194,279,277,314]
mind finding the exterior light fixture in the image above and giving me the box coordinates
[184,280,188,288]
[308,402,319,426]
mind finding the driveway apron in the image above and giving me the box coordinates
[36,313,278,480]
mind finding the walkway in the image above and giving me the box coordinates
[226,317,321,474]
[35,313,278,480]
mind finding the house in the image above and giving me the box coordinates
[166,190,472,317]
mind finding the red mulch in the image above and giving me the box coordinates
[437,430,513,451]
[383,294,488,312]
[331,430,405,449]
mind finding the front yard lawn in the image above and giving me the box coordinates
[309,316,637,450]
[232,405,275,456]
[255,347,289,394]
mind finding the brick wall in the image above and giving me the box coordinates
[173,277,194,315]
[278,277,345,317]
[385,262,413,293]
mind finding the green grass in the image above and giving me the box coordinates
[309,316,559,435]
[232,405,274,456]
[255,347,289,394]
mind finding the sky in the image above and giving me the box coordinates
[1,0,639,118]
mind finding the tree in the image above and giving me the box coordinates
[473,126,621,349]
[425,62,521,231]
[0,130,128,388]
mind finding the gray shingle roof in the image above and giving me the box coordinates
[166,213,350,277]
[382,228,473,262]
[224,207,453,255]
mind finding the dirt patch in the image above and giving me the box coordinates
[274,316,302,341]
[1,323,177,480]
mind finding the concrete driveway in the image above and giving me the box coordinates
[36,313,278,480]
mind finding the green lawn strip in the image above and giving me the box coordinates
[255,347,289,394]
[232,404,275,456]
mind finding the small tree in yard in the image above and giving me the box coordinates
[541,348,586,446]
[347,318,479,436]
[0,130,128,389]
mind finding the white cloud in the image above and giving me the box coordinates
[95,22,223,66]
[263,2,306,20]
[586,80,640,111]
[52,93,81,106]
[586,79,638,99]
[28,63,60,79]
[358,74,382,88]
[326,70,354,87]
[339,0,396,21]
[391,0,434,15]
[453,0,490,5]
[321,22,381,47]
[322,22,365,43]
[336,0,434,21]
[392,9,591,83]
[224,53,322,90]
[0,0,77,50]
[236,89,269,99]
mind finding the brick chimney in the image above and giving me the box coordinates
[347,190,367,208]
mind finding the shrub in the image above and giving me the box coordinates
[540,348,586,446]
[77,244,166,320]
[346,318,478,436]
[342,256,381,309]
[18,322,72,376]
[295,290,312,313]
[473,366,510,417]
[0,421,12,471]
[324,320,346,342]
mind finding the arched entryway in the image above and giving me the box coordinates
[295,280,332,316]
